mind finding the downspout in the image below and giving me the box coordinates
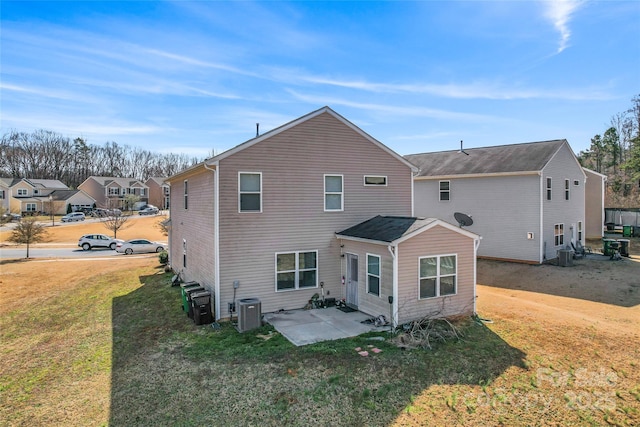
[473,237,481,315]
[203,162,220,321]
[539,171,545,263]
[387,244,398,329]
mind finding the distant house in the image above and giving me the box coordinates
[145,177,170,210]
[0,178,93,215]
[583,168,607,239]
[166,107,480,326]
[78,176,149,210]
[406,140,586,264]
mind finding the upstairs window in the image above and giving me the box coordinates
[439,181,450,201]
[364,176,387,186]
[565,179,570,200]
[239,172,262,212]
[17,189,28,196]
[324,175,343,211]
[183,180,188,210]
[546,177,552,200]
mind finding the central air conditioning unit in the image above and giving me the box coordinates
[237,298,261,333]
[558,249,573,267]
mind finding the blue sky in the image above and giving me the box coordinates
[1,1,639,158]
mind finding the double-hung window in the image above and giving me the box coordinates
[439,180,450,201]
[546,178,552,200]
[419,255,457,299]
[17,189,28,196]
[183,180,188,210]
[578,221,583,242]
[367,254,381,296]
[276,251,318,291]
[565,179,570,200]
[239,172,261,212]
[324,175,343,211]
[554,224,564,246]
[26,203,37,212]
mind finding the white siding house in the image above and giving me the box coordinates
[406,140,586,264]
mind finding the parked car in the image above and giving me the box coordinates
[61,212,86,222]
[1,213,22,222]
[90,208,109,218]
[78,234,123,250]
[138,206,159,215]
[116,239,167,255]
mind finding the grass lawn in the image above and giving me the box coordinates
[1,220,639,425]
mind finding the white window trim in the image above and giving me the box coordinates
[573,180,580,186]
[25,203,37,211]
[565,179,570,201]
[439,180,450,202]
[324,174,344,212]
[554,223,564,247]
[238,172,262,213]
[418,254,458,300]
[275,250,319,292]
[363,175,387,186]
[183,180,188,210]
[546,177,552,201]
[577,221,583,242]
[17,188,28,196]
[366,253,381,297]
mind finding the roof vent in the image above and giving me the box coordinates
[458,140,469,155]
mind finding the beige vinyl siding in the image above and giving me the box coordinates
[414,174,541,263]
[339,240,394,318]
[79,178,107,207]
[169,168,216,298]
[217,112,413,315]
[541,144,586,260]
[396,225,475,324]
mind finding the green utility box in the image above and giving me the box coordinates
[622,225,633,237]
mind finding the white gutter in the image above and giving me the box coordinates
[203,162,221,321]
[387,244,398,329]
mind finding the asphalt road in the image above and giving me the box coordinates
[0,246,133,259]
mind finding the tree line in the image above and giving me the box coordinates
[0,131,204,188]
[577,95,640,207]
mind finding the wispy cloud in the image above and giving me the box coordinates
[287,90,502,123]
[290,74,612,101]
[543,0,583,53]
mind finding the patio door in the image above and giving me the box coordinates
[345,253,358,308]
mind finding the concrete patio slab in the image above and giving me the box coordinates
[263,307,389,346]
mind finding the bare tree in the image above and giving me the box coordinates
[102,213,131,240]
[8,217,49,258]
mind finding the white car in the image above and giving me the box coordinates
[138,206,159,215]
[78,234,123,251]
[61,212,86,222]
[116,239,167,255]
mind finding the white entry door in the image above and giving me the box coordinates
[345,253,358,308]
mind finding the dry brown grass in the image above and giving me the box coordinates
[0,214,168,245]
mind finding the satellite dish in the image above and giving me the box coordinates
[454,212,473,227]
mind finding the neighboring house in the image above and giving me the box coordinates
[167,106,480,326]
[78,176,149,210]
[583,168,607,239]
[48,189,96,215]
[0,177,76,214]
[145,177,170,210]
[406,140,586,264]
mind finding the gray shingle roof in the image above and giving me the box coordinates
[336,215,439,243]
[405,139,567,177]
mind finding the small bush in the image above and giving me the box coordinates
[158,250,169,265]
